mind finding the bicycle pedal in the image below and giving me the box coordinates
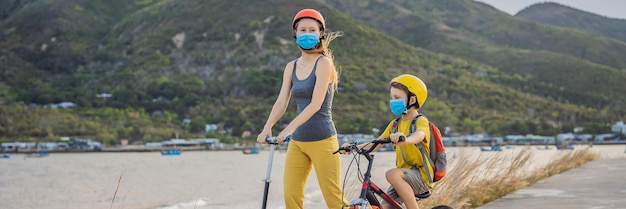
[415,190,431,199]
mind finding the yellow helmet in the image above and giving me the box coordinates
[389,74,428,108]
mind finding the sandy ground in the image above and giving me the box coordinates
[0,144,624,209]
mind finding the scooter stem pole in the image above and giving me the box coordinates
[261,143,276,209]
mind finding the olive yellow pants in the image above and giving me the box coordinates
[284,136,347,209]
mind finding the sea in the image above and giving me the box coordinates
[1,145,625,209]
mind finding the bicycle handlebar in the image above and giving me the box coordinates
[333,136,405,154]
[265,136,291,145]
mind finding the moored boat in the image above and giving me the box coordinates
[480,145,502,152]
[242,147,259,154]
[161,149,181,156]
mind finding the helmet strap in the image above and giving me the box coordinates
[407,94,420,109]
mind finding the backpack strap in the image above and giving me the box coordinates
[393,115,434,184]
[393,117,420,170]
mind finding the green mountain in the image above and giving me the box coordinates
[516,2,626,43]
[0,0,621,143]
[321,0,626,113]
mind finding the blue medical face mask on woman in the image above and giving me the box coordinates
[389,98,407,116]
[296,33,320,50]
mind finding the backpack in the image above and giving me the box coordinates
[391,114,447,183]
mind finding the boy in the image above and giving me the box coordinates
[341,74,433,209]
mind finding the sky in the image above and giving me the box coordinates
[474,0,626,19]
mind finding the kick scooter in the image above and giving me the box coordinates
[261,136,290,209]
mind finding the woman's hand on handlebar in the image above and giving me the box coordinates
[257,129,272,144]
[276,129,294,144]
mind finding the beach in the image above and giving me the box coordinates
[0,144,624,209]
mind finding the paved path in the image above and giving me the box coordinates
[478,158,626,209]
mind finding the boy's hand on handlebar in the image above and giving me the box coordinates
[338,143,353,154]
[390,133,406,145]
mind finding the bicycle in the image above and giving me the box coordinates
[334,138,431,209]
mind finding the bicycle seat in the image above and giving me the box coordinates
[415,191,431,199]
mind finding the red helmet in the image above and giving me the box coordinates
[292,9,325,31]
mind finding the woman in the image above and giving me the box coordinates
[256,8,345,209]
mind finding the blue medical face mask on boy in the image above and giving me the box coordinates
[389,98,407,116]
[296,33,320,50]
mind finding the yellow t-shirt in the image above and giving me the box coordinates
[379,116,433,188]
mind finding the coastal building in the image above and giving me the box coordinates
[161,138,220,148]
[612,121,626,134]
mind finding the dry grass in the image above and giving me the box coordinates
[110,173,124,209]
[420,147,597,209]
[107,172,205,209]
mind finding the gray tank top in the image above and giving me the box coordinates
[291,56,336,142]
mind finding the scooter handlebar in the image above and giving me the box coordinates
[265,136,291,144]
